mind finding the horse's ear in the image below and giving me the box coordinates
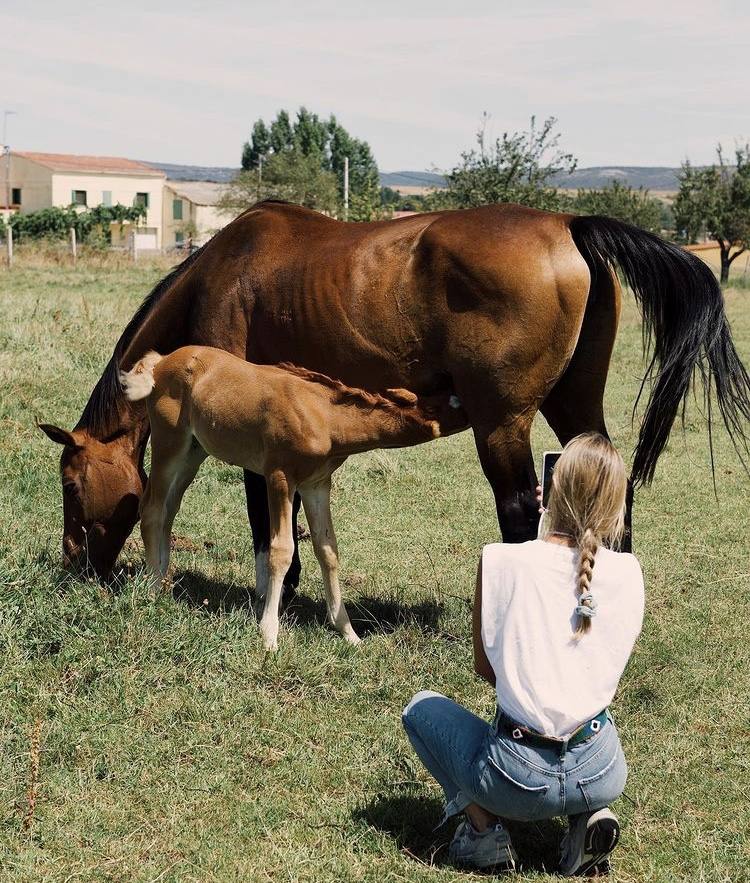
[385,388,418,406]
[38,423,80,448]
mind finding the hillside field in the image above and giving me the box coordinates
[0,256,748,882]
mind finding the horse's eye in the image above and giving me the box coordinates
[63,481,79,498]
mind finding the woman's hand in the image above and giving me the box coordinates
[536,484,544,514]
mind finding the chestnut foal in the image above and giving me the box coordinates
[120,345,467,650]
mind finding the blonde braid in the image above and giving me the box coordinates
[574,527,599,637]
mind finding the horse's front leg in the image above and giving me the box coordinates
[299,477,360,644]
[243,470,301,604]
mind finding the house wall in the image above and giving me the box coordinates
[163,186,228,247]
[193,204,226,244]
[5,155,53,212]
[162,186,188,248]
[50,173,164,244]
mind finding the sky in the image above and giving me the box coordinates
[1,0,748,173]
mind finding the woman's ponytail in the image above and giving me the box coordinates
[574,527,599,637]
[542,433,627,639]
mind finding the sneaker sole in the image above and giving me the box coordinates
[450,848,517,872]
[575,817,620,876]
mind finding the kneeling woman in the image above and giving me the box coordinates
[402,433,644,875]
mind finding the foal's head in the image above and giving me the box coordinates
[39,424,145,578]
[362,387,470,444]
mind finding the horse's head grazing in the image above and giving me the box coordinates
[39,423,145,578]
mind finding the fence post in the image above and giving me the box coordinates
[130,230,137,262]
[69,227,77,264]
[6,223,12,269]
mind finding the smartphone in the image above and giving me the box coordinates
[541,451,562,508]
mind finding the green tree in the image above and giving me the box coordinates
[241,119,271,171]
[569,180,664,233]
[293,107,328,161]
[328,121,380,220]
[220,148,339,216]
[431,115,576,211]
[269,110,294,154]
[239,107,381,219]
[673,145,750,283]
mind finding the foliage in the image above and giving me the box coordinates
[380,186,402,208]
[241,119,271,171]
[240,107,381,219]
[568,180,664,233]
[429,115,576,211]
[7,204,146,244]
[220,148,339,216]
[673,145,750,282]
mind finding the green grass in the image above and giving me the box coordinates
[0,259,748,882]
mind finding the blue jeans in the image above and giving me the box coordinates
[402,691,627,823]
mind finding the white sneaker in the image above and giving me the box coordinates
[559,808,620,876]
[448,819,518,871]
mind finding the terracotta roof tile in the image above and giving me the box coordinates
[14,152,165,177]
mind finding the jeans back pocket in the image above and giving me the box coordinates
[479,750,552,821]
[575,745,628,813]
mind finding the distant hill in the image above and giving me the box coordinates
[550,166,681,190]
[145,161,682,193]
[380,171,446,189]
[144,161,239,183]
[380,167,682,192]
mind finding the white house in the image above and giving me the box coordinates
[5,152,166,248]
[162,180,228,248]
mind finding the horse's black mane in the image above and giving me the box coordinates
[77,242,208,436]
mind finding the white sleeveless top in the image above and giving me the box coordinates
[481,539,644,738]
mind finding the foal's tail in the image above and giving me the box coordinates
[569,215,750,486]
[119,351,164,402]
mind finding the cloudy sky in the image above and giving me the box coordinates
[1,0,747,172]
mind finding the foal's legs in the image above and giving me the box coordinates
[243,470,302,602]
[258,469,296,651]
[299,479,360,644]
[140,436,207,590]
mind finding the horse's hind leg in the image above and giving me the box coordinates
[300,479,360,645]
[539,270,634,549]
[258,469,296,651]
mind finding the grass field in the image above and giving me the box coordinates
[0,256,748,882]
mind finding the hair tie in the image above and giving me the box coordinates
[575,592,597,618]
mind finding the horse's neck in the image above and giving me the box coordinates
[77,268,195,451]
[76,391,150,460]
[329,406,432,453]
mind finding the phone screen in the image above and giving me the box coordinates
[541,451,562,508]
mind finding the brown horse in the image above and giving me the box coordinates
[40,202,750,584]
[120,346,468,649]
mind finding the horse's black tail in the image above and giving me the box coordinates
[569,215,750,486]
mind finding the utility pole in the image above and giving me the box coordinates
[343,156,349,221]
[257,154,264,200]
[2,111,17,218]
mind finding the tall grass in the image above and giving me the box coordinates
[0,264,747,882]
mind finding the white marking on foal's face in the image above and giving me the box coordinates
[449,395,462,409]
[254,550,270,600]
